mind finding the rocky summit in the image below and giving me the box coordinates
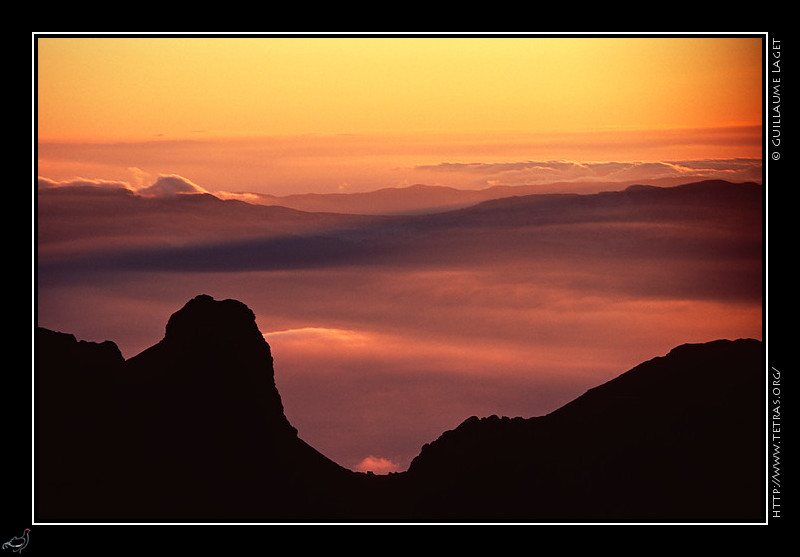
[36,295,356,522]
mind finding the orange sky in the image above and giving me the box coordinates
[35,34,765,194]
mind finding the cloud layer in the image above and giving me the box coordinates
[413,158,763,188]
[38,174,210,197]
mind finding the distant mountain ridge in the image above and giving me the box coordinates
[35,295,766,523]
[227,177,760,215]
[38,180,763,282]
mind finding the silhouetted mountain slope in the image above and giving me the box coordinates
[405,338,765,522]
[35,296,765,523]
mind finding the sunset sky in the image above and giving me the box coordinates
[36,34,764,195]
[35,34,765,475]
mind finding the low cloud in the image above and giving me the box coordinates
[353,456,402,474]
[414,158,762,188]
[216,191,266,204]
[37,176,134,192]
[136,174,211,197]
[37,174,212,198]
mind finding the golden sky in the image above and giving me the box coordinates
[35,34,765,195]
[37,35,763,141]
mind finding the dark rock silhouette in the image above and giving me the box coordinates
[35,295,765,523]
[36,295,358,522]
[405,338,765,522]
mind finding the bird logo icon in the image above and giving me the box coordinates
[2,529,29,553]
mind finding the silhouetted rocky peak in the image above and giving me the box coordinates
[130,293,274,379]
[125,294,293,438]
[164,294,266,353]
[36,295,362,521]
